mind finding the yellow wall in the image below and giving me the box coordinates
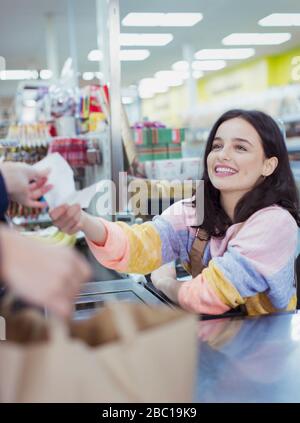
[141,45,300,126]
[197,59,268,102]
[142,84,187,127]
[267,47,300,86]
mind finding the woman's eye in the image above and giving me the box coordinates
[236,145,247,151]
[212,144,222,150]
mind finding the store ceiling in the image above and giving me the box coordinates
[0,0,300,98]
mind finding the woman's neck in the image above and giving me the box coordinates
[220,191,244,221]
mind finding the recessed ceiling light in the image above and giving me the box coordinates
[192,71,204,79]
[120,50,150,61]
[172,60,226,72]
[88,50,103,61]
[194,48,255,60]
[0,70,39,80]
[39,69,53,80]
[172,61,189,71]
[139,78,168,94]
[122,96,134,105]
[259,13,300,27]
[154,70,184,87]
[222,33,291,45]
[95,72,103,79]
[122,13,203,27]
[82,72,94,81]
[120,33,173,46]
[192,60,226,71]
[24,99,36,107]
[138,87,154,99]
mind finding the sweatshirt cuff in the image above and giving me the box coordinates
[86,218,130,271]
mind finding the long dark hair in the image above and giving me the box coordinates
[195,109,300,238]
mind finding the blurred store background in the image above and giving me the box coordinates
[0,0,300,236]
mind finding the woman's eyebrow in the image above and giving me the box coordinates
[233,137,253,146]
[213,136,253,146]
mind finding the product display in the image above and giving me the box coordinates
[132,122,185,161]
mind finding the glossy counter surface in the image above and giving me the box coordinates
[196,311,300,403]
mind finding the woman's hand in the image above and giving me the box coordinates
[50,205,107,244]
[50,204,84,235]
[151,262,181,304]
[0,162,52,208]
[0,226,91,318]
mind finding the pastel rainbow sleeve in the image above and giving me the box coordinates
[178,206,298,313]
[86,219,163,274]
[178,273,232,314]
[86,200,198,274]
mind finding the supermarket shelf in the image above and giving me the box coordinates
[12,214,52,226]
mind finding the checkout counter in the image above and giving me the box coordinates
[72,209,300,403]
[196,311,300,403]
[73,238,177,320]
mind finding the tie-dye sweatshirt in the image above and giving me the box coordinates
[86,201,298,316]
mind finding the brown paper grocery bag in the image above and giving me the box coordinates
[0,303,197,403]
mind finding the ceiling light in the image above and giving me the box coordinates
[82,72,94,81]
[138,87,154,99]
[24,100,36,107]
[154,70,183,87]
[122,13,203,27]
[39,69,53,80]
[192,71,204,79]
[222,33,291,45]
[0,70,39,80]
[139,78,168,93]
[120,49,150,61]
[88,50,103,61]
[172,61,189,71]
[122,96,134,105]
[95,72,103,79]
[120,33,173,46]
[192,60,226,71]
[259,13,300,27]
[195,48,255,60]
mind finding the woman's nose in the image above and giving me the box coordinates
[217,146,231,161]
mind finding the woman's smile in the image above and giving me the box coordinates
[214,163,239,177]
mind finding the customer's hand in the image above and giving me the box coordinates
[0,162,52,208]
[0,226,91,318]
[50,204,83,235]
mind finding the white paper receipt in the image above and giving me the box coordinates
[33,153,99,209]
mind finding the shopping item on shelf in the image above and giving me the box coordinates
[144,158,201,181]
[48,137,88,167]
[0,302,197,403]
[79,85,107,133]
[132,123,185,162]
[6,122,50,147]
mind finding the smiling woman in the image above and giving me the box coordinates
[201,109,299,237]
[50,109,300,317]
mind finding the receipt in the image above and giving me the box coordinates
[33,153,99,209]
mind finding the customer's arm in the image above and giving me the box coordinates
[0,162,52,208]
[0,170,9,219]
[0,225,91,318]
